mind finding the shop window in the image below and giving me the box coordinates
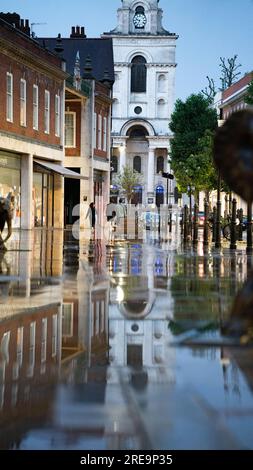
[62,304,73,337]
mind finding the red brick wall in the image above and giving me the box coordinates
[0,53,62,146]
[0,22,64,147]
[223,72,253,100]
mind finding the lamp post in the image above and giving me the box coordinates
[161,172,174,205]
[215,170,222,249]
[161,172,174,233]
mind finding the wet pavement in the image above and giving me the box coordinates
[1,228,253,450]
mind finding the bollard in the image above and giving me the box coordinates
[247,202,253,254]
[237,208,243,242]
[230,198,237,250]
[135,210,138,240]
[193,203,198,245]
[203,199,209,246]
[212,206,217,243]
[183,205,189,243]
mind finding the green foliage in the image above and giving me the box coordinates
[169,94,218,192]
[113,165,142,202]
[245,79,253,105]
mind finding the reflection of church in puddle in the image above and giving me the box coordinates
[107,244,175,385]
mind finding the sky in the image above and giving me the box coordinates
[0,0,252,100]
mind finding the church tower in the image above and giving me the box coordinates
[104,0,178,205]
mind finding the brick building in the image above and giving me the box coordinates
[40,29,114,229]
[0,14,83,230]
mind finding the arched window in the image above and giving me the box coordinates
[111,155,118,173]
[135,6,145,14]
[133,155,141,173]
[131,56,147,93]
[127,125,148,139]
[157,99,166,118]
[112,98,120,118]
[157,156,164,174]
[158,74,166,93]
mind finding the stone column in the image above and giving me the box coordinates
[21,154,33,230]
[147,148,155,196]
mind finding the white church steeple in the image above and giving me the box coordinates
[112,0,171,36]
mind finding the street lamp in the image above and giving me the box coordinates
[161,172,174,206]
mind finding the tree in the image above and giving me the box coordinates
[219,55,242,90]
[245,79,253,105]
[113,165,143,203]
[169,94,218,192]
[201,76,217,103]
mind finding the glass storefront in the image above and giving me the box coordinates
[0,151,21,228]
[33,168,53,227]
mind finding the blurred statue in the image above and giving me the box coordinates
[0,193,15,251]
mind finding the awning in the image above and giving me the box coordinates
[34,159,89,180]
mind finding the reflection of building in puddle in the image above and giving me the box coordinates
[0,303,61,448]
[107,245,175,385]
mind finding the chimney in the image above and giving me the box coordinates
[54,33,64,57]
[83,55,93,79]
[19,17,30,36]
[70,25,86,38]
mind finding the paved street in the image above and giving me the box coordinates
[0,228,253,450]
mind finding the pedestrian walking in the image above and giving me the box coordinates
[86,202,97,231]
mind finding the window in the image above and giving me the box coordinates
[157,99,166,118]
[131,56,147,93]
[20,79,26,126]
[112,99,120,118]
[158,74,166,93]
[62,304,73,337]
[111,155,118,173]
[33,85,39,130]
[103,117,107,151]
[133,155,141,173]
[157,156,164,174]
[6,73,13,122]
[16,327,24,368]
[44,90,50,134]
[55,94,60,137]
[27,322,36,377]
[65,112,76,147]
[98,114,102,150]
[52,314,58,358]
[41,318,47,363]
[94,113,97,148]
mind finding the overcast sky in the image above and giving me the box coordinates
[1,0,252,100]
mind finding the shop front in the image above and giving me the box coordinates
[0,151,21,228]
[33,165,54,228]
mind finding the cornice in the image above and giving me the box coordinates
[0,37,68,82]
[115,62,176,68]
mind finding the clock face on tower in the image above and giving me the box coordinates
[133,13,147,28]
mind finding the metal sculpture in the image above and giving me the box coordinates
[213,110,253,341]
[0,194,15,251]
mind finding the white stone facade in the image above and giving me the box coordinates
[105,0,178,204]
